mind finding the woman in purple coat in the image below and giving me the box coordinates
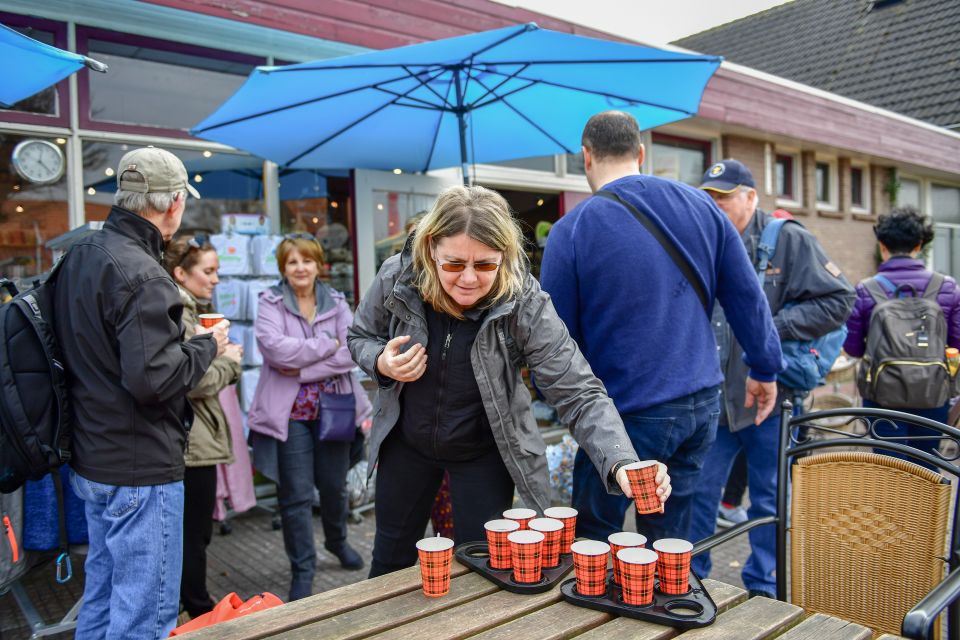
[844,206,960,462]
[247,235,367,601]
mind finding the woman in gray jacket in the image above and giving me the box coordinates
[348,185,671,577]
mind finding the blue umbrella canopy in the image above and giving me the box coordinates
[0,23,107,108]
[192,23,720,182]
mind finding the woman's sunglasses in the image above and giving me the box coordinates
[187,233,211,250]
[284,232,321,244]
[434,257,501,273]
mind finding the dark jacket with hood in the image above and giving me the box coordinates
[53,206,217,486]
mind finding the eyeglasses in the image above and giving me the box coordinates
[434,257,501,273]
[187,233,210,250]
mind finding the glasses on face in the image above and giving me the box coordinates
[434,257,501,273]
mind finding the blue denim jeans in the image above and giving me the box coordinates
[572,385,721,543]
[277,420,352,601]
[70,471,184,640]
[689,414,780,595]
[864,399,949,471]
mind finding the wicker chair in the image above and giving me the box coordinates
[693,401,960,639]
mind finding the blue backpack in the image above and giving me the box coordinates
[757,218,847,392]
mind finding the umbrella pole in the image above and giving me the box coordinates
[454,70,470,187]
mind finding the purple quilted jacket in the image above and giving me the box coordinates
[843,256,960,357]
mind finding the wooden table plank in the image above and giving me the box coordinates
[877,635,909,640]
[368,581,563,640]
[180,562,471,640]
[672,596,803,640]
[266,572,497,640]
[562,579,748,640]
[777,613,872,640]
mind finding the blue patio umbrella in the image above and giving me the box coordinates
[0,23,107,108]
[192,23,721,185]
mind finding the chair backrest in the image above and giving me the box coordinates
[780,403,960,639]
[790,451,950,636]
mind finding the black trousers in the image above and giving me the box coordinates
[181,464,218,617]
[368,431,515,578]
[721,449,748,506]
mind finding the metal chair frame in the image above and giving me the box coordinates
[693,399,960,639]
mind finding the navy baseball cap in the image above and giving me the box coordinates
[700,159,755,193]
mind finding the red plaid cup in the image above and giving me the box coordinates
[416,536,455,597]
[543,506,577,554]
[570,539,610,597]
[502,508,537,530]
[607,531,647,586]
[623,460,663,515]
[508,530,545,584]
[617,547,658,606]
[484,519,520,570]
[652,538,693,595]
[528,518,564,568]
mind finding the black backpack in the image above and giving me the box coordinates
[856,273,951,409]
[0,260,71,495]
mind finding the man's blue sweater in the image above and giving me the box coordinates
[540,174,782,414]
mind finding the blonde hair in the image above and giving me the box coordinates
[276,236,325,273]
[412,185,528,318]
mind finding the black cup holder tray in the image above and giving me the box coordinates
[559,568,717,628]
[454,541,574,594]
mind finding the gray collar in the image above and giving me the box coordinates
[280,279,334,319]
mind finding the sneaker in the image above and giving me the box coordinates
[716,503,748,528]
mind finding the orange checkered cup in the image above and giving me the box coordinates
[607,531,647,586]
[623,460,663,515]
[415,536,455,597]
[484,519,520,570]
[617,547,659,606]
[543,506,577,554]
[570,539,610,597]
[502,507,537,530]
[507,530,545,584]
[528,518,564,568]
[652,538,694,595]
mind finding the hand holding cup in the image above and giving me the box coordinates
[616,461,671,510]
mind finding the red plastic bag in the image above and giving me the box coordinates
[169,591,283,636]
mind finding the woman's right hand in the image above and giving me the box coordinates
[376,335,427,382]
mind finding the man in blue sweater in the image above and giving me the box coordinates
[540,111,783,543]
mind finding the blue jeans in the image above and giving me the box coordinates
[689,414,780,595]
[864,399,949,471]
[573,385,721,543]
[277,420,352,601]
[70,471,184,640]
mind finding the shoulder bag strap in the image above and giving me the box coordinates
[594,190,708,314]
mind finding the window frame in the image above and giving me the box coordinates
[774,149,802,209]
[849,162,871,213]
[0,12,71,128]
[76,26,266,138]
[814,156,839,211]
[649,132,713,187]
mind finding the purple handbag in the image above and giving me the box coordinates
[317,375,356,442]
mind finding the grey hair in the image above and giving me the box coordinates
[114,189,183,215]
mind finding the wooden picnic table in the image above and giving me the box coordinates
[181,558,889,640]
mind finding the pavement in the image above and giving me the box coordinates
[0,499,751,640]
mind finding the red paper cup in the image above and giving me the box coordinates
[502,508,537,531]
[607,531,647,586]
[624,460,662,515]
[416,536,455,597]
[198,313,225,328]
[508,530,545,584]
[528,518,564,568]
[570,539,610,597]
[543,506,577,554]
[484,519,520,570]
[617,547,658,606]
[652,538,693,595]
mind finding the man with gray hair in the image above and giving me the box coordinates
[54,147,229,639]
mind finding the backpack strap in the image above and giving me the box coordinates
[863,276,893,306]
[594,190,709,313]
[922,272,945,301]
[756,218,788,287]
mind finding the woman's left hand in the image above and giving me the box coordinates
[615,462,671,505]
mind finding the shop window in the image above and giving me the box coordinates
[566,152,586,175]
[0,133,70,279]
[81,141,264,231]
[0,14,67,124]
[651,134,710,187]
[490,155,557,172]
[899,177,922,208]
[775,154,795,199]
[79,29,263,133]
[371,189,435,273]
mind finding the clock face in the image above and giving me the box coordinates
[12,139,65,185]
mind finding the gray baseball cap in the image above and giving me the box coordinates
[117,147,201,199]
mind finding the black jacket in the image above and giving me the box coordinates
[53,206,216,486]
